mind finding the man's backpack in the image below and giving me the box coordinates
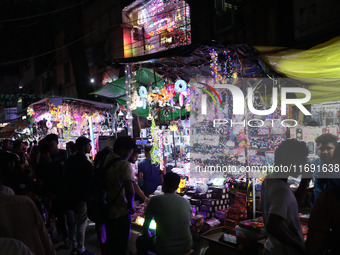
[87,156,122,223]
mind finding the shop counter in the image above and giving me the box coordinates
[200,227,243,255]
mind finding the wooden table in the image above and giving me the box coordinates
[200,227,243,255]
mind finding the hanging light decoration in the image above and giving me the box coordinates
[126,112,133,120]
[169,123,178,132]
[118,110,124,117]
[147,113,153,120]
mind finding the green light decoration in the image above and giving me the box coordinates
[150,119,161,165]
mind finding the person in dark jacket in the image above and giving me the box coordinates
[138,145,161,196]
[65,136,95,255]
[311,134,340,205]
[306,142,340,254]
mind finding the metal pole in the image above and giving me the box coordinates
[125,64,133,136]
[170,109,177,167]
[253,177,256,219]
[88,116,95,159]
[137,115,145,149]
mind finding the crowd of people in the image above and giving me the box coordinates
[261,134,340,255]
[0,135,190,255]
[1,132,340,255]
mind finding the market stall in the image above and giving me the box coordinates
[94,1,333,253]
[97,40,296,254]
[26,97,116,156]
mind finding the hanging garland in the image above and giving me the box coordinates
[150,119,161,165]
[209,48,222,81]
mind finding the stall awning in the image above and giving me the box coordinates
[0,119,28,133]
[91,68,164,100]
[28,97,114,110]
[262,37,340,104]
[91,68,187,121]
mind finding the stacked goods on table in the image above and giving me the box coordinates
[239,217,265,233]
[218,228,238,247]
[203,218,222,232]
[131,203,148,223]
[191,215,205,233]
[189,186,230,220]
[298,209,310,240]
[188,186,250,234]
[301,224,308,241]
[221,192,248,230]
[299,213,310,225]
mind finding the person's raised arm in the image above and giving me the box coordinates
[123,180,135,214]
[295,178,310,206]
[133,181,148,203]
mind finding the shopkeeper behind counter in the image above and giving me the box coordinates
[138,145,162,196]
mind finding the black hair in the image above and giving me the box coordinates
[75,136,91,150]
[163,172,181,190]
[0,151,19,166]
[275,139,308,166]
[133,146,141,155]
[44,134,58,144]
[144,145,153,153]
[113,136,135,153]
[66,141,77,153]
[0,151,19,185]
[12,140,22,150]
[315,134,338,146]
[94,146,113,168]
[38,139,50,154]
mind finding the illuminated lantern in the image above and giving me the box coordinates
[149,219,157,230]
[139,86,148,98]
[147,113,153,120]
[51,127,58,135]
[135,216,145,226]
[46,120,52,129]
[170,124,178,132]
[179,93,184,107]
[131,103,137,110]
[174,80,187,93]
[57,123,63,129]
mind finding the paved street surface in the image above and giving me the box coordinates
[54,221,203,255]
[54,222,141,255]
[54,222,100,255]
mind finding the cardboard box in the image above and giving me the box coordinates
[215,209,228,220]
[202,199,215,206]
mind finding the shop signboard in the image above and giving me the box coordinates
[122,0,191,58]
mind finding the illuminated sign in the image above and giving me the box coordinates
[122,0,191,58]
